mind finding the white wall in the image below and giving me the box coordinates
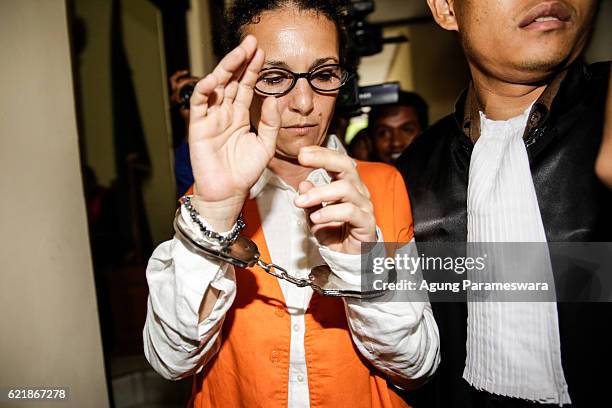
[0,1,109,406]
[586,0,612,63]
[409,21,471,123]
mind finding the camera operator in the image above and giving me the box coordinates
[169,69,198,196]
[368,91,428,165]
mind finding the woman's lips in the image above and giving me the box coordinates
[519,1,571,31]
[282,124,318,136]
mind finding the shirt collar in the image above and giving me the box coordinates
[462,69,567,143]
[248,134,346,199]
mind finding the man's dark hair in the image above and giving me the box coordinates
[368,91,429,130]
[225,0,351,67]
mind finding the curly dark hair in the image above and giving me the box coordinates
[224,0,352,68]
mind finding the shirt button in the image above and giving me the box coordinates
[275,307,285,317]
[297,375,304,382]
[293,324,300,332]
[270,350,280,363]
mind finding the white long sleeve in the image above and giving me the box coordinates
[143,208,237,380]
[320,238,440,389]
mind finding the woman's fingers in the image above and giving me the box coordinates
[190,73,218,118]
[256,96,281,157]
[309,201,377,246]
[294,150,377,246]
[190,35,258,116]
[209,35,257,106]
[298,146,356,173]
[298,180,315,195]
[309,221,345,238]
[226,47,264,106]
[309,202,376,233]
[234,48,265,108]
[296,180,321,228]
[210,35,257,88]
[297,146,369,198]
[294,179,372,211]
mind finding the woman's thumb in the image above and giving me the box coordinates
[257,96,280,156]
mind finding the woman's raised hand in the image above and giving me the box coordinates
[188,35,280,230]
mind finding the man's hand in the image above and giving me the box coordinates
[294,146,377,255]
[596,73,612,188]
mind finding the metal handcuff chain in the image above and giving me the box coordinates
[174,201,386,299]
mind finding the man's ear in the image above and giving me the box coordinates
[427,0,459,31]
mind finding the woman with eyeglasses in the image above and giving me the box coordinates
[144,1,439,406]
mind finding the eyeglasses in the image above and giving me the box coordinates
[255,64,350,96]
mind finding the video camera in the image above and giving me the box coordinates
[336,0,408,116]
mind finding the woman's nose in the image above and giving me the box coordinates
[288,78,314,115]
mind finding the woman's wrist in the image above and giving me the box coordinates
[190,194,246,232]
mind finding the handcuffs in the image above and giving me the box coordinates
[174,170,387,299]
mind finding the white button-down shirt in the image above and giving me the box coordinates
[144,143,440,406]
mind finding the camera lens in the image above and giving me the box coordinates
[179,82,196,109]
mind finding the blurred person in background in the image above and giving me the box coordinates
[328,111,350,146]
[347,128,373,160]
[398,0,611,407]
[169,69,198,197]
[368,90,428,165]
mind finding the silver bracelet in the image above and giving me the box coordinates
[181,195,245,248]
